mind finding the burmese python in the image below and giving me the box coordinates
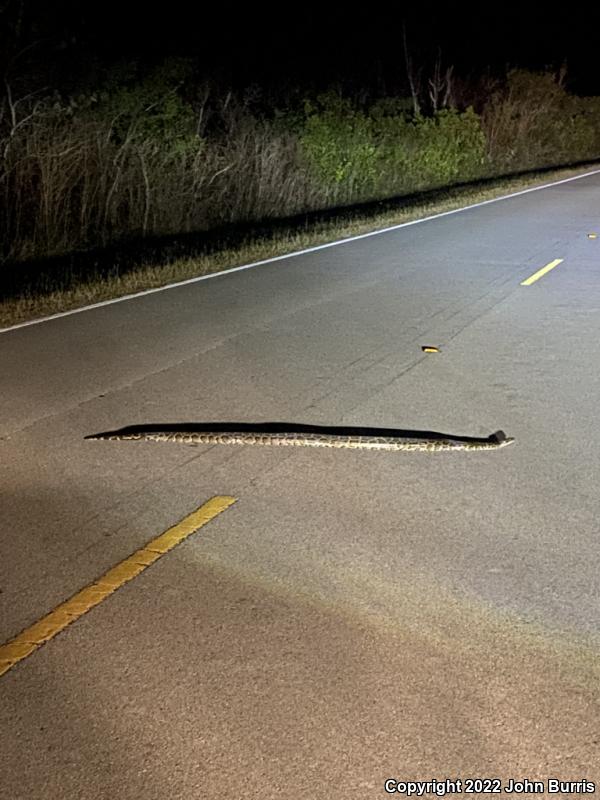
[86,423,514,452]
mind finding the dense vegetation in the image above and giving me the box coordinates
[2,61,600,266]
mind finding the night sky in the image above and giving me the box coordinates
[4,3,600,95]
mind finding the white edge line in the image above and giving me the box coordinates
[2,166,600,334]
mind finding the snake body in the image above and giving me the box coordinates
[87,426,514,452]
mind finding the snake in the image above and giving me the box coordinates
[86,423,514,452]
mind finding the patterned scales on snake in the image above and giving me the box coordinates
[86,425,515,452]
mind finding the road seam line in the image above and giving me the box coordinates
[520,258,564,286]
[0,495,237,679]
[2,167,600,333]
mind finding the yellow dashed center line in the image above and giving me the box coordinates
[520,258,564,286]
[0,495,236,679]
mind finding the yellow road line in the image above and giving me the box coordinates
[0,495,236,679]
[520,258,564,286]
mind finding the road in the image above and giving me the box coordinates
[1,172,600,798]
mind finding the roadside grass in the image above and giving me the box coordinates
[1,162,598,329]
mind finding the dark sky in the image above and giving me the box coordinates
[5,2,600,94]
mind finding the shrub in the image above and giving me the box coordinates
[299,93,378,201]
[373,106,488,192]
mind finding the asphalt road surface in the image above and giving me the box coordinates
[1,171,600,798]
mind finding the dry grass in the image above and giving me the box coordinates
[1,163,597,329]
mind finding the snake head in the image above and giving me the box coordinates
[492,430,515,447]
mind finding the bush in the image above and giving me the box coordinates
[299,93,378,201]
[372,106,488,192]
[482,69,600,169]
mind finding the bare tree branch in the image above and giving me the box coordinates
[402,22,421,116]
